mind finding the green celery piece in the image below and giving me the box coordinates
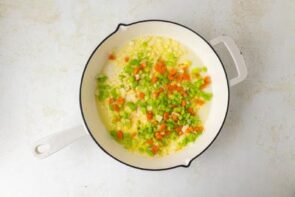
[110,130,117,139]
[122,133,133,149]
[199,91,213,101]
[129,59,140,66]
[166,119,175,130]
[166,53,177,66]
[194,79,204,89]
[96,73,108,83]
[98,90,109,101]
[127,102,137,111]
[124,64,133,74]
[121,111,129,119]
[202,67,208,72]
[110,88,119,99]
[146,148,154,156]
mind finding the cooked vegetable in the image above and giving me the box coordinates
[95,36,212,156]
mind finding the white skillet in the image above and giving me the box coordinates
[32,20,247,170]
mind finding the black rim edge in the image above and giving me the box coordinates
[79,19,230,171]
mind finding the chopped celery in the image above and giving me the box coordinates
[129,59,140,66]
[110,88,119,99]
[126,102,137,111]
[166,53,177,66]
[199,91,213,101]
[96,73,108,82]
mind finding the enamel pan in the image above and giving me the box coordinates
[32,20,247,171]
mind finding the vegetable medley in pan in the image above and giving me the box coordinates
[96,36,212,156]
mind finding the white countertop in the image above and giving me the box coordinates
[1,0,294,196]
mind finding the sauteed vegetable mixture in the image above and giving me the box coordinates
[96,36,212,156]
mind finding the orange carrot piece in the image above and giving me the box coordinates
[140,63,146,69]
[108,54,116,60]
[159,124,167,131]
[155,132,162,140]
[155,60,166,74]
[117,97,125,105]
[151,75,158,84]
[146,139,153,145]
[146,111,153,121]
[201,76,211,89]
[171,114,178,122]
[194,126,204,133]
[112,104,120,112]
[137,92,145,99]
[133,66,141,74]
[195,99,205,106]
[124,56,129,62]
[117,130,123,140]
[188,107,195,115]
[163,112,169,120]
[151,145,159,154]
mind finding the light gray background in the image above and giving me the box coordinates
[0,0,294,196]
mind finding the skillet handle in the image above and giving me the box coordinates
[32,125,87,159]
[210,36,247,86]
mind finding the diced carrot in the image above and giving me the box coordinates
[195,99,205,106]
[169,68,177,75]
[140,63,146,69]
[124,56,129,62]
[108,53,116,60]
[151,145,159,154]
[159,124,166,131]
[181,100,186,107]
[176,86,183,92]
[167,84,183,93]
[194,126,204,133]
[155,132,162,140]
[146,111,153,121]
[176,126,183,135]
[112,104,120,112]
[168,74,174,81]
[177,74,182,81]
[168,68,177,80]
[117,130,123,140]
[185,127,193,133]
[146,139,153,145]
[151,75,158,84]
[137,92,145,99]
[171,114,178,122]
[108,98,114,105]
[117,97,125,105]
[164,130,170,136]
[204,76,211,84]
[163,112,169,120]
[155,60,166,74]
[182,91,188,97]
[200,76,211,89]
[167,84,177,93]
[181,73,190,81]
[188,107,195,115]
[167,84,173,92]
[133,66,141,74]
